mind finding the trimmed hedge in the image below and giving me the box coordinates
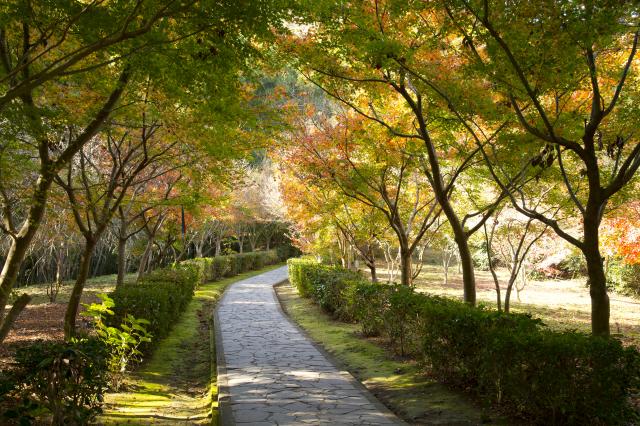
[287,258,640,425]
[110,250,282,354]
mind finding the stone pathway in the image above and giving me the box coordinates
[215,266,403,425]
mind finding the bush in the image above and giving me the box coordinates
[607,257,640,296]
[352,281,387,336]
[286,258,361,319]
[471,242,490,271]
[3,338,109,425]
[557,247,588,278]
[83,294,152,388]
[287,258,640,425]
[276,243,302,262]
[109,263,198,352]
[110,251,282,355]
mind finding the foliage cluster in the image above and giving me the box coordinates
[607,258,640,297]
[182,249,284,283]
[2,338,109,425]
[82,294,152,388]
[108,263,199,354]
[287,258,640,425]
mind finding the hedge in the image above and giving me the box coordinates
[287,258,640,425]
[109,250,282,354]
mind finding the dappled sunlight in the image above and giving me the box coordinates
[101,266,283,424]
[274,282,484,424]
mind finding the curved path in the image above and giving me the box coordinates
[214,265,402,425]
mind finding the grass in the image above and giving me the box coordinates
[365,263,640,348]
[100,264,284,425]
[404,264,640,349]
[275,281,497,426]
[13,273,136,306]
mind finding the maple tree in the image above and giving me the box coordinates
[437,0,640,336]
[284,1,508,303]
[282,0,640,336]
[0,0,295,343]
[279,108,440,285]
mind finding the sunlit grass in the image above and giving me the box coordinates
[101,264,284,425]
[14,273,136,305]
[374,263,640,348]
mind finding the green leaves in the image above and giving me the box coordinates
[82,294,153,384]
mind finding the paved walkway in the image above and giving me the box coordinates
[215,266,402,425]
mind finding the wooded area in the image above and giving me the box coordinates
[0,1,639,425]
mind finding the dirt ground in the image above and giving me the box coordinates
[0,274,128,369]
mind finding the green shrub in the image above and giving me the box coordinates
[277,243,302,262]
[83,293,152,388]
[181,257,213,284]
[383,284,424,356]
[287,257,319,298]
[471,242,490,271]
[607,257,640,296]
[110,251,281,355]
[557,247,588,278]
[287,258,361,318]
[4,338,109,425]
[109,263,199,353]
[352,281,387,336]
[287,258,640,425]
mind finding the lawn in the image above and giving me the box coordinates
[373,264,640,349]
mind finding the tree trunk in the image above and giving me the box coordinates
[64,238,97,339]
[368,262,378,282]
[443,253,450,286]
[486,256,502,312]
[116,237,127,287]
[452,227,476,305]
[92,246,105,278]
[583,221,609,337]
[138,237,155,280]
[413,114,476,304]
[0,293,32,343]
[504,278,516,313]
[0,175,53,342]
[399,249,412,286]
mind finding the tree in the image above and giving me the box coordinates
[116,173,182,287]
[484,207,548,312]
[0,0,296,343]
[442,0,640,336]
[280,110,440,285]
[286,2,504,302]
[56,121,177,338]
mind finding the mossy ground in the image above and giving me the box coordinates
[275,282,497,425]
[100,264,283,425]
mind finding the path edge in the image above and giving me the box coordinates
[271,280,406,425]
[213,287,233,426]
[213,266,290,426]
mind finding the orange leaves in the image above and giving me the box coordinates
[602,203,640,264]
